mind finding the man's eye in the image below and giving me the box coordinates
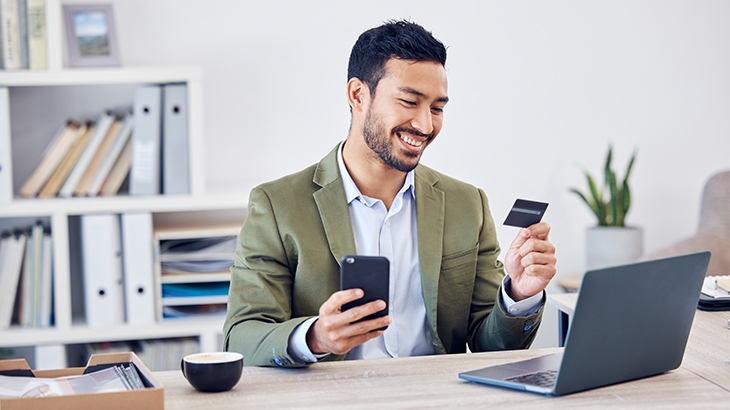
[431,107,444,113]
[400,99,417,106]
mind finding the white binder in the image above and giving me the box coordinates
[0,87,12,204]
[81,213,125,327]
[162,83,190,195]
[121,212,156,325]
[130,85,162,196]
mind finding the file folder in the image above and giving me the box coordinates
[81,214,125,327]
[162,83,190,195]
[121,212,156,325]
[130,85,162,196]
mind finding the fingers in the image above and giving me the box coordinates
[508,222,550,250]
[526,221,551,240]
[319,288,364,315]
[309,290,391,355]
[312,312,390,355]
[519,250,556,268]
[517,237,556,258]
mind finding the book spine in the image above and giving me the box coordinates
[26,0,45,70]
[0,0,22,69]
[87,114,133,196]
[59,112,114,197]
[16,0,28,69]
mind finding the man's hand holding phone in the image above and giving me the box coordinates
[306,255,391,356]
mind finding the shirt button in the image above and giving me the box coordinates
[510,307,518,314]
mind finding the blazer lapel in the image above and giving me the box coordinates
[414,166,445,337]
[313,144,357,265]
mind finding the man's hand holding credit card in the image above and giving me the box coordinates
[502,198,556,302]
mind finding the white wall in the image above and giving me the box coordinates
[69,0,730,345]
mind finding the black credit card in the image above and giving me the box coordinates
[503,199,549,228]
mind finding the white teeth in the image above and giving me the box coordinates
[400,134,423,147]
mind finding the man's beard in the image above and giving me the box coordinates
[362,108,431,173]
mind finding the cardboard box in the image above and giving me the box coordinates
[0,352,163,410]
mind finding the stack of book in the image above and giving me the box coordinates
[19,112,134,198]
[0,0,47,71]
[0,222,53,330]
[17,83,190,199]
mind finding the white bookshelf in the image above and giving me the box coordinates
[0,2,247,368]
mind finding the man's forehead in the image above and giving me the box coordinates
[381,59,448,99]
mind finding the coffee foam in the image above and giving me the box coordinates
[184,352,243,364]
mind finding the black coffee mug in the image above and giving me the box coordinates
[181,352,243,392]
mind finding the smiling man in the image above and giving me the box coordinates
[224,20,557,367]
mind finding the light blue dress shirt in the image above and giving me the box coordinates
[288,142,543,363]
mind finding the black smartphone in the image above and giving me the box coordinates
[340,255,390,330]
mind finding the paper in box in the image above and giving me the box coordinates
[0,352,163,410]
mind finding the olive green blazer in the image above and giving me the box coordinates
[224,144,543,367]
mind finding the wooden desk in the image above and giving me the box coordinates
[548,293,730,392]
[155,343,730,409]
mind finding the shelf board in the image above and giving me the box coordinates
[0,320,225,348]
[0,193,248,218]
[161,272,232,284]
[162,296,229,306]
[0,66,203,87]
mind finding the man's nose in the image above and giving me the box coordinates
[410,106,434,136]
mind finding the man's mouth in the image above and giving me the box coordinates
[394,127,432,149]
[399,133,423,147]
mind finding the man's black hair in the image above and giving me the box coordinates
[347,20,447,96]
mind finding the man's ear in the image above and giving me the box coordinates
[346,77,370,113]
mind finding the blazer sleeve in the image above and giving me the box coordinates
[223,186,312,367]
[467,188,544,352]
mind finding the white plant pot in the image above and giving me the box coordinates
[586,226,644,271]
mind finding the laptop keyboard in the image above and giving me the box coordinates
[505,369,558,388]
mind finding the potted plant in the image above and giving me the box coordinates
[570,145,643,270]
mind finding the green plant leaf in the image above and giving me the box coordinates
[604,144,613,183]
[586,174,607,225]
[623,150,637,184]
[569,145,636,227]
[569,188,602,222]
[619,179,631,226]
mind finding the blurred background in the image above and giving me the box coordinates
[71,0,729,345]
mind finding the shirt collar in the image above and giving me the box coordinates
[337,140,415,205]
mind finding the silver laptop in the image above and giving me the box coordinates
[459,251,711,396]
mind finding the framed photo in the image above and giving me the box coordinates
[63,4,121,68]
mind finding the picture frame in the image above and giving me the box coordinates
[63,4,121,68]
